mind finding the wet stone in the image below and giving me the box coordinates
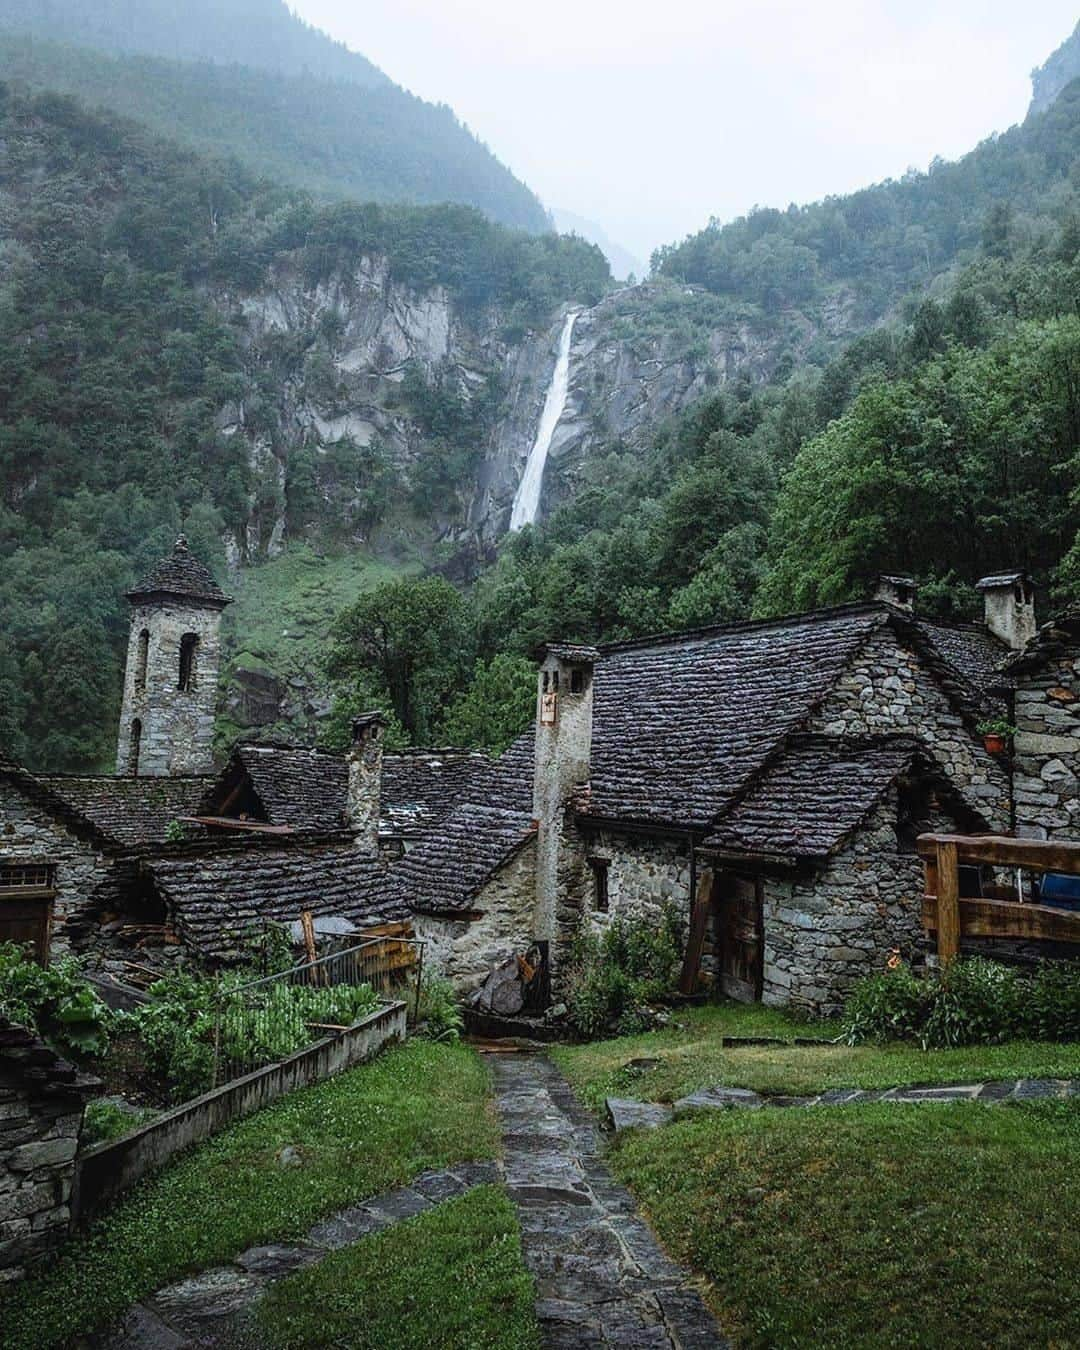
[977,1080,1017,1101]
[674,1087,762,1113]
[97,1303,190,1350]
[606,1099,674,1134]
[234,1242,322,1278]
[307,1206,385,1250]
[411,1168,468,1203]
[364,1186,430,1224]
[150,1267,262,1331]
[1013,1079,1058,1100]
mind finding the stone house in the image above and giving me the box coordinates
[0,1017,97,1281]
[392,576,1075,1012]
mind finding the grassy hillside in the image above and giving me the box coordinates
[0,16,548,232]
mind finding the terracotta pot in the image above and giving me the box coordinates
[983,732,1006,755]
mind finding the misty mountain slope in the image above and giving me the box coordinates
[1030,19,1080,118]
[0,0,388,87]
[0,19,549,233]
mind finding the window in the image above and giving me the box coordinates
[134,628,150,691]
[128,717,142,776]
[178,633,199,691]
[589,858,610,912]
[570,669,585,694]
[0,862,57,965]
[0,863,56,895]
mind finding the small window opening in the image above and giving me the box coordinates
[0,863,56,895]
[570,669,585,694]
[589,858,610,912]
[178,633,199,692]
[135,628,150,692]
[551,670,560,692]
[128,717,142,776]
[542,671,549,693]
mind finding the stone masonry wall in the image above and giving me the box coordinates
[1012,659,1080,841]
[810,627,1010,829]
[415,840,537,993]
[0,1075,85,1281]
[761,791,955,1016]
[115,600,224,777]
[0,784,111,958]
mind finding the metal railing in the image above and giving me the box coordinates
[211,935,424,1088]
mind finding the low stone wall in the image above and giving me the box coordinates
[73,1001,406,1224]
[1013,672,1080,841]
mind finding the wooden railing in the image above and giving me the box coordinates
[917,834,1080,963]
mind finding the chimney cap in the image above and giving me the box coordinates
[878,573,917,588]
[976,571,1031,591]
[351,711,388,741]
[535,642,600,665]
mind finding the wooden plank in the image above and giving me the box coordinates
[300,911,318,966]
[923,894,1080,945]
[917,833,1080,872]
[935,841,960,965]
[678,870,714,996]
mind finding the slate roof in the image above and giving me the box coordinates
[0,1016,100,1100]
[144,837,405,962]
[36,775,213,849]
[127,536,230,608]
[703,735,926,859]
[1001,610,1080,679]
[585,606,886,829]
[390,733,536,915]
[381,748,493,838]
[909,617,1007,700]
[213,743,349,833]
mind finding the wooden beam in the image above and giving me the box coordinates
[923,894,1080,945]
[935,841,961,965]
[917,833,1080,873]
[678,869,714,995]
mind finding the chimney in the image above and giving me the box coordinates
[346,712,387,853]
[532,643,597,946]
[976,572,1037,651]
[874,574,917,613]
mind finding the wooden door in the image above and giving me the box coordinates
[718,874,763,1003]
[0,898,53,964]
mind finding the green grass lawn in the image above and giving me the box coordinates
[553,1003,1080,1111]
[254,1186,538,1350]
[611,1098,1080,1348]
[0,1040,497,1350]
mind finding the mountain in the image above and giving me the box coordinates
[551,209,645,281]
[0,14,549,233]
[1030,20,1080,118]
[0,0,388,87]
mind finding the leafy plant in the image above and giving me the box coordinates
[1026,960,1080,1041]
[0,943,113,1057]
[415,975,463,1043]
[564,906,683,1039]
[841,962,925,1044]
[81,1099,156,1146]
[976,718,1017,738]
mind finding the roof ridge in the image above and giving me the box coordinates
[596,601,886,656]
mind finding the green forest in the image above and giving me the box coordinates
[0,7,548,232]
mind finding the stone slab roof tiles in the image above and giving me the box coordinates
[908,617,1008,701]
[126,536,230,608]
[145,837,405,961]
[390,733,536,914]
[703,734,926,859]
[35,775,214,849]
[381,748,493,838]
[585,606,886,829]
[0,1017,99,1099]
[225,743,349,833]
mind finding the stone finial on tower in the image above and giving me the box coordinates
[532,643,598,947]
[976,572,1036,651]
[874,575,918,612]
[345,713,387,854]
[115,536,231,778]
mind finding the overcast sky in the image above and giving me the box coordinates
[291,1,1078,264]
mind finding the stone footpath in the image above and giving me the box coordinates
[91,1160,500,1349]
[606,1077,1080,1134]
[491,1052,726,1349]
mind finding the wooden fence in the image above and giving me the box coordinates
[917,833,1080,963]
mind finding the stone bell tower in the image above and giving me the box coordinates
[115,537,232,777]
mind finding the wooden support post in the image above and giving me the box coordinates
[679,870,713,996]
[935,841,960,966]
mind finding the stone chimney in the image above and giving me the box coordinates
[532,643,597,947]
[874,574,917,612]
[976,572,1036,651]
[346,712,387,853]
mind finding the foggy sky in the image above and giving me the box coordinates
[291,1,1079,263]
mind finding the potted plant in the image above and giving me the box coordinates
[976,718,1015,755]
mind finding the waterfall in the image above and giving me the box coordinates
[509,310,579,530]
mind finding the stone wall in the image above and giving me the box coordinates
[761,791,955,1015]
[1012,659,1080,841]
[115,599,224,777]
[0,1063,88,1281]
[414,840,537,993]
[811,627,1010,829]
[0,783,111,957]
[580,829,692,928]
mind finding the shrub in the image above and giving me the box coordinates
[415,975,463,1043]
[922,958,1023,1048]
[81,1099,155,1146]
[840,963,925,1044]
[0,942,113,1057]
[1026,960,1080,1041]
[564,906,684,1039]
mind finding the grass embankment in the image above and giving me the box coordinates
[553,1003,1080,1111]
[612,1099,1080,1347]
[256,1186,539,1350]
[0,1040,499,1350]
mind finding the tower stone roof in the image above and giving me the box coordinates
[127,536,231,608]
